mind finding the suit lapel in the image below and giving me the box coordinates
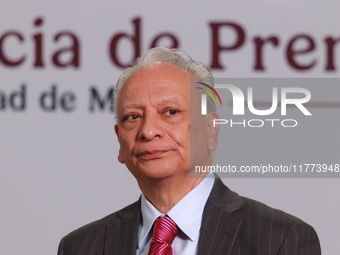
[197,176,244,255]
[102,177,244,255]
[104,200,141,255]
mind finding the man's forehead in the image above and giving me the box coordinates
[125,63,191,84]
[121,75,190,94]
[116,64,197,112]
[120,96,182,109]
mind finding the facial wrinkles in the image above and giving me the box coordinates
[130,92,166,154]
[122,80,171,114]
[117,64,196,173]
[139,82,187,161]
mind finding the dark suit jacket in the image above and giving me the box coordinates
[58,177,321,255]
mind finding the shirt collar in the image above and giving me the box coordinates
[139,174,215,245]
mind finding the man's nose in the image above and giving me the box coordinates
[138,113,164,141]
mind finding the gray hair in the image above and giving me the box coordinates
[113,47,215,117]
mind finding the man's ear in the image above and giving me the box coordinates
[206,112,220,151]
[114,124,125,164]
[114,124,119,137]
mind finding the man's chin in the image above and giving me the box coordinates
[131,164,185,181]
[136,168,175,180]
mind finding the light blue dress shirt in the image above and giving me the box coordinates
[136,174,215,255]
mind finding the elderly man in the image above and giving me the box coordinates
[58,47,321,255]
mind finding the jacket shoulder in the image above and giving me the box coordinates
[58,200,140,255]
[235,196,320,254]
[66,200,139,239]
[210,176,320,253]
[238,195,303,226]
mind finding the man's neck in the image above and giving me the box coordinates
[138,173,207,214]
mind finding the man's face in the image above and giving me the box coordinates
[115,63,218,181]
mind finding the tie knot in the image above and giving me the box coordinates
[152,215,178,245]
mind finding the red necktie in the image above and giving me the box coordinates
[148,215,178,255]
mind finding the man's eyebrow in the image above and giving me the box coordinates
[160,97,180,104]
[120,97,181,111]
[121,103,143,109]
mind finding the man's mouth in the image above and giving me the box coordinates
[137,150,171,160]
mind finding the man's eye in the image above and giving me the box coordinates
[165,109,179,116]
[123,114,140,121]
